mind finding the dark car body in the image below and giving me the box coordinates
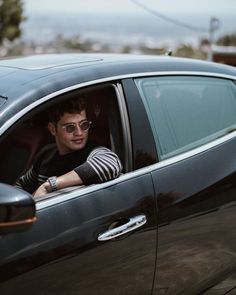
[0,53,236,295]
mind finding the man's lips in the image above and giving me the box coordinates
[71,138,84,144]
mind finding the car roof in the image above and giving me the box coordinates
[0,53,235,125]
[1,53,235,72]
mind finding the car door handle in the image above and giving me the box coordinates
[98,214,147,241]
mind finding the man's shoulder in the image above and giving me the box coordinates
[85,141,110,155]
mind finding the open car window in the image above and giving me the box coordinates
[0,83,129,198]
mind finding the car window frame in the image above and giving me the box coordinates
[1,72,236,208]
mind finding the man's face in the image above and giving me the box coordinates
[48,111,89,155]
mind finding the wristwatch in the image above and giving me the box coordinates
[47,176,58,192]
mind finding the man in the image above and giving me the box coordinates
[15,97,122,197]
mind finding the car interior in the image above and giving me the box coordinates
[0,83,126,187]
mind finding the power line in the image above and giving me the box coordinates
[129,0,208,33]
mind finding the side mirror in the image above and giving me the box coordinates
[0,183,36,234]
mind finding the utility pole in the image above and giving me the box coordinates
[208,17,221,61]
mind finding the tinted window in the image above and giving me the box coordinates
[135,76,236,159]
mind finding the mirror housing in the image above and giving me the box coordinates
[0,183,36,234]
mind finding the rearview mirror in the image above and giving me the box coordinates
[0,183,36,234]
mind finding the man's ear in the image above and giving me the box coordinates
[48,122,56,136]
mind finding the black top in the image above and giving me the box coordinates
[34,141,97,177]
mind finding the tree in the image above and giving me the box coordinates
[0,0,25,46]
[174,44,207,60]
[216,34,236,46]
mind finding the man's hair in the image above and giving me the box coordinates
[48,96,87,123]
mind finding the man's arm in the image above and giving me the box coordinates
[33,170,82,196]
[34,147,122,197]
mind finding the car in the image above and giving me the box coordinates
[0,53,236,295]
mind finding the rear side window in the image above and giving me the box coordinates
[135,76,236,160]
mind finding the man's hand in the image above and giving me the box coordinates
[33,182,50,197]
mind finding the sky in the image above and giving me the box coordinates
[24,0,236,15]
[22,0,236,48]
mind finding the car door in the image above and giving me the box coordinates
[0,175,156,295]
[0,81,158,295]
[135,75,236,294]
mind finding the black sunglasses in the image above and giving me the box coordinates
[61,120,92,133]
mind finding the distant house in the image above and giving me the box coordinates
[212,45,236,67]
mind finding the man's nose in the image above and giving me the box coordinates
[74,125,83,135]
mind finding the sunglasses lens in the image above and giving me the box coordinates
[62,121,91,133]
[65,124,76,133]
[80,121,91,131]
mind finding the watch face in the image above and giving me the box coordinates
[48,177,57,191]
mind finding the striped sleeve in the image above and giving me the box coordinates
[15,165,39,194]
[74,147,122,185]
